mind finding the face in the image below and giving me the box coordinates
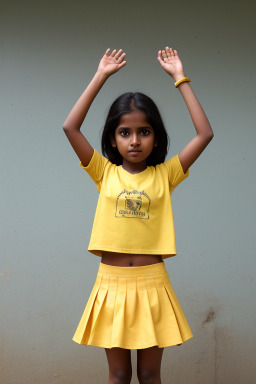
[111,109,157,171]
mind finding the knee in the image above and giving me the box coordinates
[110,368,132,384]
[137,368,160,383]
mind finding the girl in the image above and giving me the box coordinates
[63,46,213,384]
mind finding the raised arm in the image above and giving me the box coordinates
[63,48,126,167]
[157,46,214,174]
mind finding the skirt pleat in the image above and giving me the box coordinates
[72,261,193,349]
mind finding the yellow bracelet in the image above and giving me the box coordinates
[175,77,191,88]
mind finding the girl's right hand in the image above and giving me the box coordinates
[97,48,127,78]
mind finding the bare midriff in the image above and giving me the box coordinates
[101,251,163,267]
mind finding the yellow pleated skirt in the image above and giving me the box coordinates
[72,261,193,349]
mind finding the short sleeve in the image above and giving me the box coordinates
[80,149,109,187]
[163,154,189,194]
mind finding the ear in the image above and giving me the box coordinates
[154,139,158,147]
[109,133,117,147]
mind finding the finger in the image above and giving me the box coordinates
[162,49,168,62]
[119,60,127,68]
[158,50,163,60]
[110,49,117,57]
[157,56,165,68]
[157,55,163,64]
[105,48,111,57]
[173,49,178,57]
[115,49,123,59]
[166,46,171,57]
[157,51,164,62]
[116,52,126,63]
[169,47,175,57]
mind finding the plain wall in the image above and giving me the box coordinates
[1,0,256,383]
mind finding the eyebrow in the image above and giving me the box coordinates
[117,126,153,130]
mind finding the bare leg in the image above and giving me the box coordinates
[137,346,164,384]
[105,347,132,384]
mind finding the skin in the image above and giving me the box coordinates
[63,46,214,383]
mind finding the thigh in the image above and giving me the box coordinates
[137,346,164,373]
[105,347,132,372]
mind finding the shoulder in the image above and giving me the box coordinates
[80,148,113,186]
[154,154,180,173]
[80,148,110,170]
[157,154,189,192]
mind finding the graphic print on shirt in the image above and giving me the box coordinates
[115,189,151,219]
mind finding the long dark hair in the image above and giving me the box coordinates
[101,92,169,166]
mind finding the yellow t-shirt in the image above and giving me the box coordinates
[80,149,189,259]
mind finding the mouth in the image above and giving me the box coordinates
[128,150,142,153]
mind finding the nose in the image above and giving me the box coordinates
[131,133,140,146]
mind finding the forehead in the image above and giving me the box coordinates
[118,109,151,127]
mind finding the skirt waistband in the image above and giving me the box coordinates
[98,261,167,277]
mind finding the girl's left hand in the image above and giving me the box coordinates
[157,46,185,82]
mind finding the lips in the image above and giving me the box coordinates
[128,150,141,153]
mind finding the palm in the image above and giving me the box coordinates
[98,49,126,77]
[158,47,184,79]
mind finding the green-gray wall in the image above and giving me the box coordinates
[1,0,256,383]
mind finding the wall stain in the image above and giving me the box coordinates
[202,308,216,326]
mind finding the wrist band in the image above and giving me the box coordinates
[175,77,191,88]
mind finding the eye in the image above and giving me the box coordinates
[140,129,150,136]
[120,130,129,137]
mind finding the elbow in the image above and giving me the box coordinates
[206,128,214,143]
[63,124,74,134]
[63,124,69,132]
[63,123,79,133]
[199,130,214,147]
[205,133,214,147]
[208,131,214,142]
[63,118,73,131]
